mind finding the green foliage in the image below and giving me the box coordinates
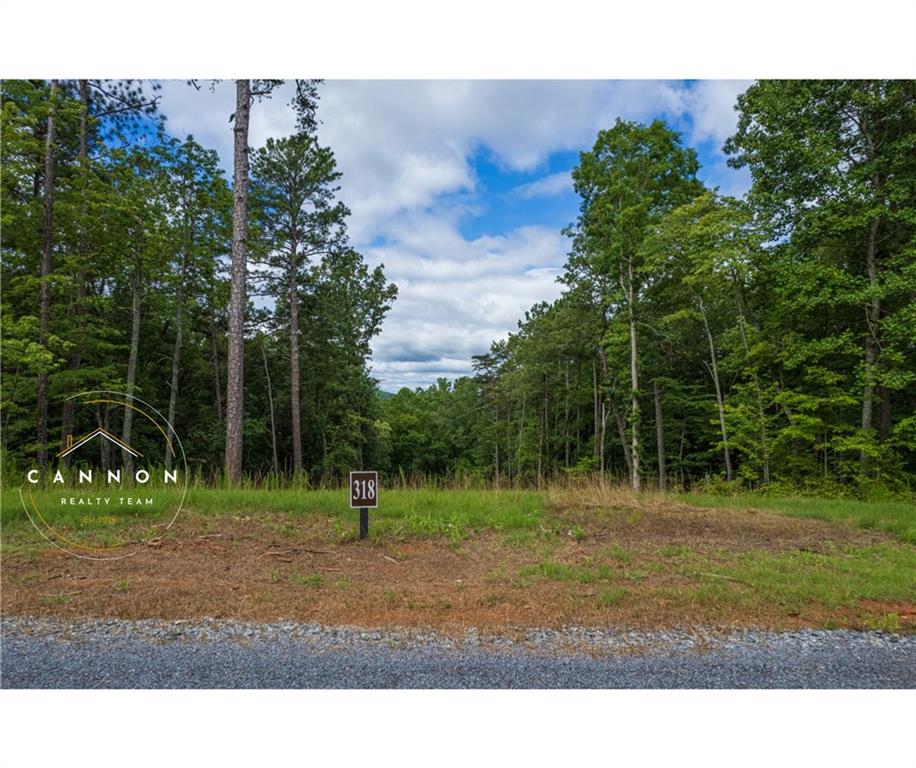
[1,80,395,484]
[1,80,913,496]
[375,84,915,495]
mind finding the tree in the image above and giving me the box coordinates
[224,79,254,484]
[251,133,347,476]
[726,80,916,476]
[59,80,161,456]
[36,80,58,475]
[222,78,320,484]
[159,135,231,469]
[642,192,768,482]
[565,119,702,490]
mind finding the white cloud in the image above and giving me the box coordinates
[513,171,572,199]
[658,79,753,147]
[155,80,751,390]
[365,223,568,390]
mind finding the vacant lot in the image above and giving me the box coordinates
[2,486,914,633]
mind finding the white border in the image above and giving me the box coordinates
[1,1,915,78]
[0,691,914,766]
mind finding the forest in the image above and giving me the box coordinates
[2,80,915,494]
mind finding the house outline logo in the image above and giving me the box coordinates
[19,389,188,561]
[57,426,143,460]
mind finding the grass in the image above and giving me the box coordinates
[517,541,915,625]
[292,570,325,589]
[6,482,910,542]
[3,482,914,631]
[678,492,916,544]
[520,557,624,584]
[705,544,916,611]
[597,588,629,607]
[1,486,545,543]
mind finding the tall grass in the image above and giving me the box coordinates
[1,484,546,541]
[677,492,916,544]
[3,473,912,543]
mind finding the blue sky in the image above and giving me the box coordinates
[156,80,752,391]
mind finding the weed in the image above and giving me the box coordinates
[521,560,615,584]
[862,613,902,633]
[39,594,69,607]
[660,544,692,558]
[292,571,324,588]
[567,524,586,542]
[677,492,916,544]
[597,588,628,607]
[603,544,633,564]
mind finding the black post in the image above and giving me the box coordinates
[359,507,369,540]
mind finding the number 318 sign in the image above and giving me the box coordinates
[349,471,378,508]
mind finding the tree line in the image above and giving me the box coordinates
[3,79,913,493]
[381,81,915,494]
[2,79,396,484]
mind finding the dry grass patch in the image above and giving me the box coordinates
[2,491,913,633]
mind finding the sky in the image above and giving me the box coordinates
[155,80,753,392]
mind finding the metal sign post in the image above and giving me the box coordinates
[349,471,378,540]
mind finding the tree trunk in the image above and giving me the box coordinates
[735,309,770,484]
[610,397,632,478]
[60,80,90,463]
[37,79,58,475]
[592,356,599,465]
[493,401,500,489]
[165,251,189,471]
[563,363,571,470]
[537,377,545,489]
[505,402,512,488]
[101,405,111,474]
[224,80,251,484]
[653,379,667,490]
[699,297,732,481]
[878,386,891,443]
[288,251,303,476]
[209,305,224,426]
[627,258,641,491]
[861,217,881,463]
[261,340,279,477]
[122,253,142,476]
[600,398,607,482]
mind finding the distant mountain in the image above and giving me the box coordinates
[377,389,396,401]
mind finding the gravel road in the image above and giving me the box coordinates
[2,616,913,688]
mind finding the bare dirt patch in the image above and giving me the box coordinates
[2,502,909,633]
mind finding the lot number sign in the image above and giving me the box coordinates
[349,471,378,508]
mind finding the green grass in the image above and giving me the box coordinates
[1,486,546,543]
[693,544,916,613]
[521,543,915,618]
[679,492,916,544]
[291,570,324,588]
[597,587,629,607]
[520,558,617,584]
[3,484,912,552]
